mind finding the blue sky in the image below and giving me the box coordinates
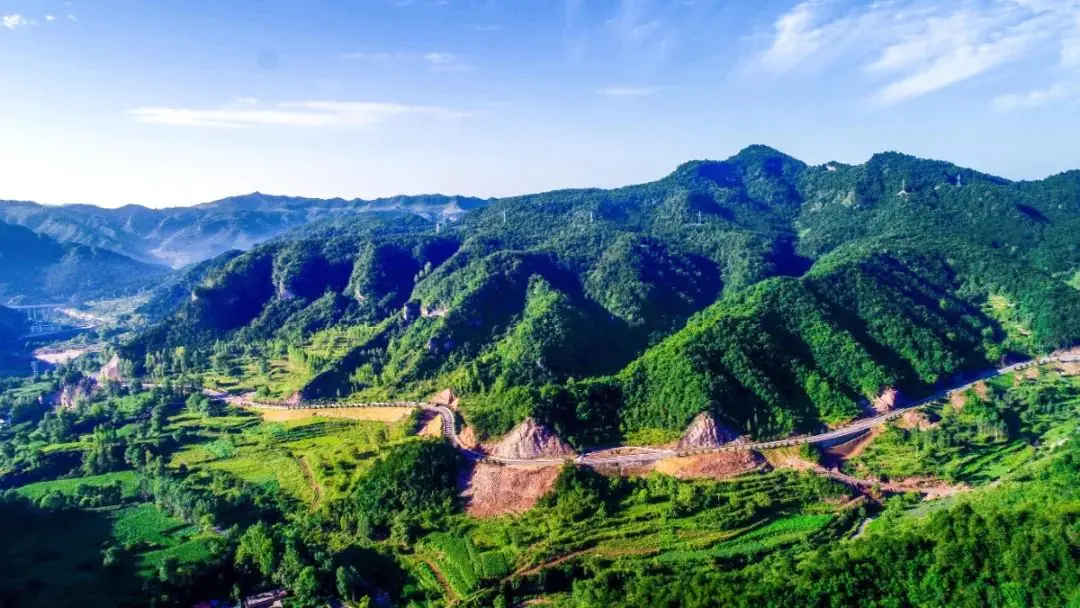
[1,0,1079,208]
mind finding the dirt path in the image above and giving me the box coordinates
[505,546,657,582]
[421,558,457,604]
[294,455,322,506]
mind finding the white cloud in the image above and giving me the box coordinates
[994,80,1080,111]
[45,15,56,21]
[599,86,658,96]
[758,0,1080,107]
[759,0,840,72]
[2,14,30,30]
[423,51,473,71]
[127,99,470,129]
[67,14,77,21]
[343,50,473,71]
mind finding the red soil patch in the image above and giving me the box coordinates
[822,427,884,467]
[460,462,561,518]
[653,451,765,479]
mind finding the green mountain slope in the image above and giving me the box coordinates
[121,146,1080,444]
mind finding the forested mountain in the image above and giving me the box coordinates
[0,193,490,268]
[122,146,1080,444]
[0,220,169,304]
[0,305,27,344]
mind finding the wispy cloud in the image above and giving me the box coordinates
[599,86,659,97]
[564,0,702,64]
[994,80,1080,111]
[473,24,502,32]
[757,0,1080,107]
[423,51,473,71]
[606,0,677,63]
[343,50,473,71]
[127,99,470,129]
[2,14,30,30]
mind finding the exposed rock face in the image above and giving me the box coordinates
[490,418,575,460]
[59,377,97,408]
[402,301,420,321]
[277,280,295,300]
[421,304,448,319]
[870,387,902,414]
[95,354,122,383]
[677,412,742,450]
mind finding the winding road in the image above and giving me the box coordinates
[194,354,1078,468]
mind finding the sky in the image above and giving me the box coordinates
[1,0,1079,208]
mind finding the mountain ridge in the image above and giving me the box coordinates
[119,145,1080,448]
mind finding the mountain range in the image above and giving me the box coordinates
[0,192,489,269]
[117,145,1080,446]
[0,192,490,303]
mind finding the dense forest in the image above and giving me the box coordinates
[119,146,1080,444]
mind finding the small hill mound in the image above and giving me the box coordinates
[677,412,742,450]
[490,418,575,460]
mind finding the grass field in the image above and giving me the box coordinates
[254,406,414,423]
[16,470,141,501]
[169,411,416,504]
[110,504,217,571]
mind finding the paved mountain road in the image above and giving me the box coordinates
[185,354,1078,467]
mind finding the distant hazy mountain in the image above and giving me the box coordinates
[0,192,491,268]
[0,220,168,304]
